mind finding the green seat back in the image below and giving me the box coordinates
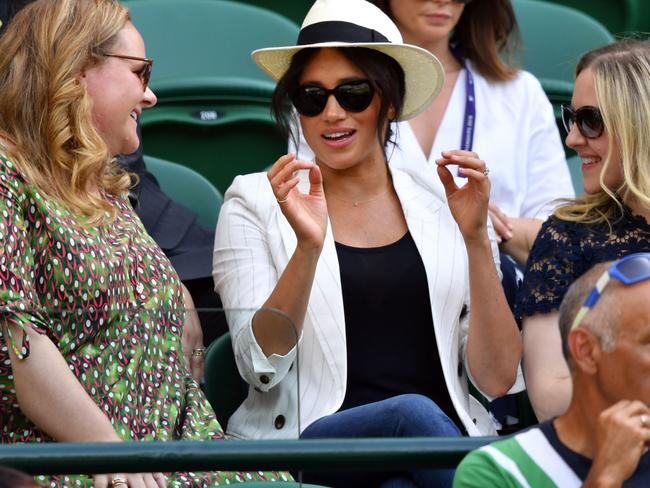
[512,0,614,84]
[143,154,223,229]
[123,0,299,84]
[203,332,248,430]
[224,0,311,26]
[566,153,583,195]
[534,0,650,36]
[123,0,299,193]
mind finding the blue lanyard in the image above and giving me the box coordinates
[450,46,476,152]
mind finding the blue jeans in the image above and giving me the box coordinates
[298,394,462,488]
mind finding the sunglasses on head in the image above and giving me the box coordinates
[571,253,650,331]
[561,104,604,139]
[289,79,375,117]
[102,53,154,90]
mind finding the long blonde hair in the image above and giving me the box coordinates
[555,40,650,225]
[0,0,132,224]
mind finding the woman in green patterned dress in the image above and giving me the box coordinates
[0,0,287,486]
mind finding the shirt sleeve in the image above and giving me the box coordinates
[519,72,575,219]
[212,174,296,392]
[454,448,523,488]
[0,158,49,362]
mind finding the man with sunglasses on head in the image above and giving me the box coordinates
[455,253,650,488]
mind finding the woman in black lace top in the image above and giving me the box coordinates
[519,40,650,421]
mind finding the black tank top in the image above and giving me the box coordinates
[335,231,462,429]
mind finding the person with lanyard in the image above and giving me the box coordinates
[213,0,522,486]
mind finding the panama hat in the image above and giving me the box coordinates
[252,0,444,121]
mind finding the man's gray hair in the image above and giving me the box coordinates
[558,261,622,364]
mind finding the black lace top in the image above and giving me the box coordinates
[517,207,650,318]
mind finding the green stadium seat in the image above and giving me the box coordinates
[224,0,310,27]
[512,0,614,84]
[566,152,583,195]
[534,0,650,37]
[123,0,300,192]
[203,331,247,430]
[143,154,223,229]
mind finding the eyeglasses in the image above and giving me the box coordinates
[454,0,473,3]
[289,79,375,116]
[102,53,153,89]
[561,104,605,139]
[571,253,650,330]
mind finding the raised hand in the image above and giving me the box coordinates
[436,150,491,242]
[267,154,328,251]
[585,400,650,487]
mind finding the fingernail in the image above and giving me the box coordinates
[505,231,513,240]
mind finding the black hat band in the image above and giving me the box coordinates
[297,21,390,46]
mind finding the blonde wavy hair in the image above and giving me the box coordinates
[0,0,133,224]
[555,40,650,225]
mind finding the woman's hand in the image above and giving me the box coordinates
[180,284,205,382]
[436,150,491,242]
[488,202,513,244]
[94,472,167,488]
[267,154,328,251]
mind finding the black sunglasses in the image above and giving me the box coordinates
[454,0,473,3]
[290,79,375,116]
[561,104,604,139]
[102,53,154,89]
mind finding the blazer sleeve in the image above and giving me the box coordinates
[212,174,296,392]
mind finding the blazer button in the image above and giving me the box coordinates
[260,374,270,384]
[274,415,285,430]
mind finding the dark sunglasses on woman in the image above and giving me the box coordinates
[561,104,604,139]
[290,79,375,116]
[102,53,154,90]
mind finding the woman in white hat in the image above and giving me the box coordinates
[213,0,521,485]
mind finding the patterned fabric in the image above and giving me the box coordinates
[517,209,650,319]
[0,155,288,487]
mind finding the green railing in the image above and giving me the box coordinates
[0,437,498,475]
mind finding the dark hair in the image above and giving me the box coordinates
[370,0,519,82]
[271,47,405,154]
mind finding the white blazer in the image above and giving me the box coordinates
[213,165,502,439]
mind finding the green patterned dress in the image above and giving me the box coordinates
[0,155,289,487]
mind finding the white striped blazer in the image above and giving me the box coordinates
[212,164,501,439]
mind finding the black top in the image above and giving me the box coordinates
[517,207,650,319]
[541,420,650,486]
[336,231,461,429]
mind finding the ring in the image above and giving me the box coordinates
[111,477,128,487]
[641,414,648,428]
[276,197,289,204]
[191,347,206,358]
[483,167,490,177]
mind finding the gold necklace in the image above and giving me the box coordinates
[325,186,391,207]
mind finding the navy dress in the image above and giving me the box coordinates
[517,207,650,319]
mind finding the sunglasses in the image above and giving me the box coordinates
[571,253,650,330]
[454,0,473,3]
[290,79,375,116]
[102,53,154,90]
[561,104,604,139]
